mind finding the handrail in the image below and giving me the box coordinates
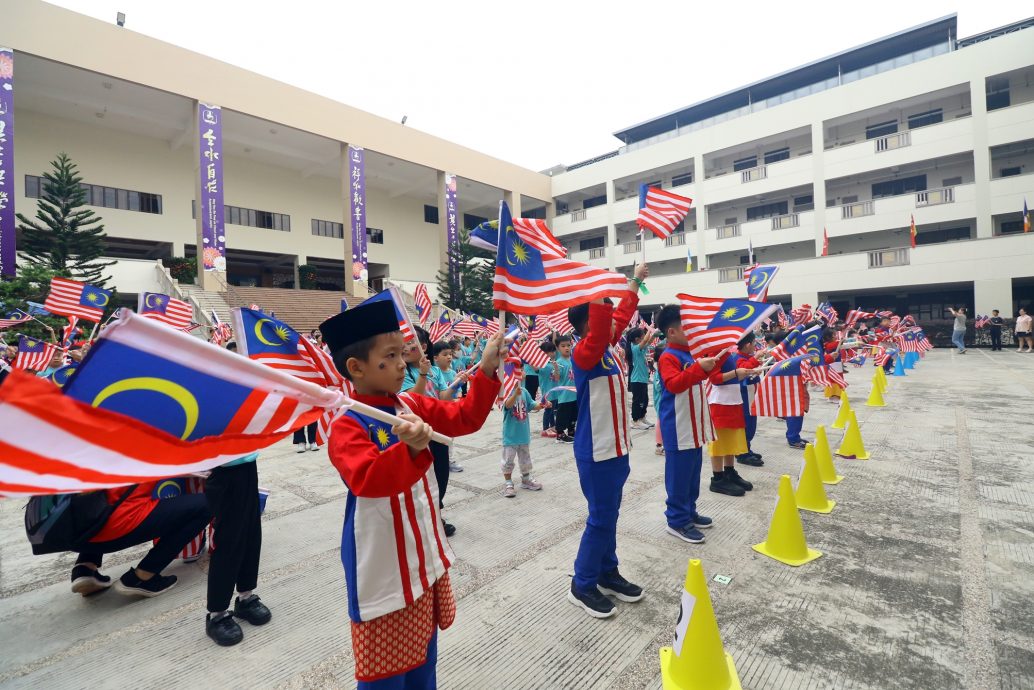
[915,186,955,207]
[153,260,214,329]
[771,213,800,230]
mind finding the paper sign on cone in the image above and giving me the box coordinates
[831,393,851,430]
[796,444,836,513]
[752,475,822,567]
[814,425,844,484]
[835,410,870,460]
[659,559,742,690]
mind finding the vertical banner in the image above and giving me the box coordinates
[348,145,367,284]
[0,48,15,277]
[444,173,459,288]
[198,103,226,272]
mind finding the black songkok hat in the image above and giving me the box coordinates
[319,301,399,353]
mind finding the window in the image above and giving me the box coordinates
[25,174,162,214]
[865,120,898,140]
[463,213,488,229]
[220,204,290,231]
[311,219,344,238]
[1000,166,1022,178]
[942,177,962,187]
[423,205,439,224]
[733,155,757,172]
[367,227,384,244]
[914,226,970,245]
[579,236,605,251]
[523,206,546,220]
[764,147,789,164]
[644,180,661,190]
[746,200,788,220]
[907,108,942,129]
[582,194,607,209]
[793,194,814,211]
[872,174,926,198]
[999,220,1024,235]
[672,172,693,187]
[986,77,1010,111]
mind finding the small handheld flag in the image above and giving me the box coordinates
[745,265,779,302]
[138,292,194,330]
[677,294,777,358]
[636,185,692,240]
[414,283,432,326]
[43,277,111,323]
[909,214,918,248]
[359,287,416,342]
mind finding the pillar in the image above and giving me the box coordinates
[504,190,521,218]
[292,255,301,291]
[193,101,226,292]
[694,154,708,270]
[810,121,827,255]
[437,170,449,277]
[605,179,617,271]
[970,78,993,239]
[339,143,356,295]
[974,277,1012,315]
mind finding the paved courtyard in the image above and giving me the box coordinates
[1,349,1033,689]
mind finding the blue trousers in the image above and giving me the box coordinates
[951,329,966,352]
[785,416,804,444]
[357,631,437,689]
[543,405,555,431]
[664,448,703,530]
[573,455,629,593]
[743,413,757,451]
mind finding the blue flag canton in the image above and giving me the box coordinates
[706,299,767,331]
[49,363,78,387]
[19,335,48,353]
[770,355,807,376]
[80,284,112,309]
[747,266,776,292]
[152,477,189,499]
[238,308,299,355]
[350,409,399,452]
[140,292,171,316]
[64,339,256,441]
[802,327,823,360]
[496,201,546,281]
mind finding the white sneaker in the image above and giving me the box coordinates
[449,461,464,473]
[309,444,320,452]
[520,475,543,491]
[294,443,306,453]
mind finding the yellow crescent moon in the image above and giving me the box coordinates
[505,225,520,267]
[254,318,282,347]
[91,377,199,440]
[144,293,160,309]
[727,304,756,322]
[155,479,182,497]
[806,336,820,349]
[92,291,110,307]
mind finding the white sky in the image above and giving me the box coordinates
[45,1,1026,171]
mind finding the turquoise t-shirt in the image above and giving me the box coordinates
[223,451,259,467]
[402,366,437,398]
[554,355,577,404]
[429,365,455,397]
[630,343,649,384]
[502,388,535,446]
[652,370,664,414]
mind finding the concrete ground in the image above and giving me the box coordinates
[1,349,1033,689]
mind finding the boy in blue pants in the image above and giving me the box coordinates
[565,264,649,619]
[735,334,764,466]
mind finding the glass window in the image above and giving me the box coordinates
[367,227,384,244]
[25,175,40,198]
[583,194,607,209]
[999,167,1021,178]
[746,200,788,220]
[672,172,693,187]
[103,187,117,208]
[865,120,898,140]
[872,175,926,198]
[117,189,129,210]
[733,155,757,172]
[424,205,439,224]
[908,109,943,129]
[282,215,290,232]
[986,77,1010,111]
[764,148,789,164]
[579,236,605,251]
[128,190,140,211]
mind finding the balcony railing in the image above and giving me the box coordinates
[771,213,800,230]
[874,131,911,152]
[715,224,741,239]
[665,233,687,247]
[841,200,875,219]
[623,240,642,254]
[740,166,768,183]
[868,248,909,268]
[719,267,745,283]
[588,247,607,259]
[915,186,955,207]
[571,209,587,221]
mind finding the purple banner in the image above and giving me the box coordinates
[0,48,15,277]
[198,103,225,271]
[348,145,367,283]
[444,173,458,285]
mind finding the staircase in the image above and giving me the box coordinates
[225,286,364,333]
[178,284,233,326]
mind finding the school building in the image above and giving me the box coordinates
[3,3,1034,329]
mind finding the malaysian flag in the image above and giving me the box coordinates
[527,315,551,340]
[677,294,777,358]
[0,311,32,330]
[501,357,523,404]
[768,324,813,361]
[470,313,501,337]
[359,287,415,342]
[803,356,847,389]
[414,283,432,326]
[636,185,692,240]
[816,302,838,326]
[745,265,779,302]
[844,309,876,328]
[13,335,58,371]
[790,304,813,326]
[973,315,990,329]
[493,201,627,315]
[775,304,789,329]
[752,355,808,417]
[138,292,194,330]
[451,315,480,339]
[546,308,575,336]
[898,330,923,353]
[428,310,454,343]
[916,329,933,352]
[60,316,81,348]
[232,308,338,386]
[43,277,112,322]
[517,337,551,370]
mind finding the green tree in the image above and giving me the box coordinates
[436,226,495,316]
[0,265,68,342]
[16,153,115,287]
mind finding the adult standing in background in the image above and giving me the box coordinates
[988,310,1005,351]
[948,307,967,354]
[1016,308,1033,353]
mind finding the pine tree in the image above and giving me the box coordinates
[436,226,495,316]
[17,153,115,287]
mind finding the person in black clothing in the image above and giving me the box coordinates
[989,310,1005,351]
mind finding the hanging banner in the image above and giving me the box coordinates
[198,103,226,272]
[444,173,459,286]
[0,48,15,277]
[348,145,367,284]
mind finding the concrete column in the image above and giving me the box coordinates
[810,121,827,255]
[436,170,449,277]
[545,201,556,226]
[974,277,1012,315]
[605,179,617,271]
[339,143,356,295]
[193,101,226,292]
[970,78,993,239]
[504,190,521,218]
[792,291,819,309]
[694,154,708,269]
[292,255,301,290]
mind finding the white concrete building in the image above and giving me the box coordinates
[549,15,1034,317]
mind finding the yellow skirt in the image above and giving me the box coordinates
[708,427,747,457]
[823,385,842,398]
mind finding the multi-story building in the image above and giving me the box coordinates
[549,14,1034,318]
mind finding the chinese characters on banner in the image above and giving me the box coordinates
[0,48,15,277]
[444,173,459,287]
[348,145,367,284]
[198,103,226,272]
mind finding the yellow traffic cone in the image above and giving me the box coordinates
[813,425,844,484]
[865,377,886,408]
[752,475,823,566]
[835,411,870,460]
[831,393,851,430]
[795,444,836,513]
[875,365,889,393]
[659,559,742,690]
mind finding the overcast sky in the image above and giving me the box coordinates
[45,1,1024,171]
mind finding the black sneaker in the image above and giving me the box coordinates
[666,524,706,544]
[748,451,763,461]
[70,565,113,596]
[556,433,574,444]
[710,474,745,497]
[443,521,457,537]
[725,467,753,492]
[736,453,764,467]
[114,569,177,597]
[692,514,713,529]
[206,612,243,646]
[234,594,272,625]
[597,569,644,603]
[567,582,616,619]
